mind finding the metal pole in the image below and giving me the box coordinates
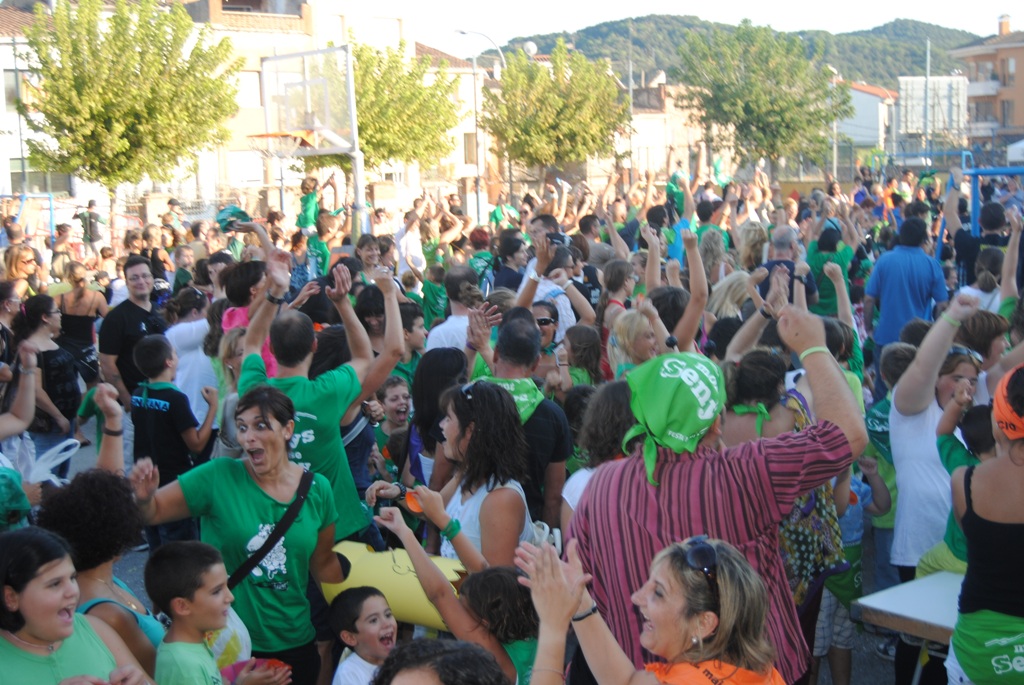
[924,39,931,159]
[346,45,366,239]
[472,55,482,225]
[457,30,510,206]
[12,38,27,193]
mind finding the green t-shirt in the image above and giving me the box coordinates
[307,235,332,277]
[155,641,223,685]
[422,280,447,329]
[172,267,193,295]
[806,241,854,317]
[695,224,732,250]
[1000,295,1017,323]
[76,386,106,448]
[404,291,423,307]
[938,433,979,562]
[238,354,363,540]
[297,191,319,229]
[393,350,421,387]
[178,458,337,652]
[468,251,493,279]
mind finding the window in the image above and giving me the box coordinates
[8,159,72,195]
[4,71,18,113]
[976,101,995,121]
[1002,100,1015,128]
[236,72,262,109]
[464,132,477,165]
[1009,58,1017,86]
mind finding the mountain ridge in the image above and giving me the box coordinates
[498,17,980,89]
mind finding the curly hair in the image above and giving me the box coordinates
[460,567,538,643]
[201,298,231,357]
[370,639,509,685]
[440,381,528,490]
[578,381,637,465]
[35,470,144,572]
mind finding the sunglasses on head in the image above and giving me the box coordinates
[684,536,720,610]
[460,381,476,403]
[948,345,983,364]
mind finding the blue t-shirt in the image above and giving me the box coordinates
[865,245,948,346]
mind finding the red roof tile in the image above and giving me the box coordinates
[0,6,40,37]
[415,43,472,70]
[845,81,898,101]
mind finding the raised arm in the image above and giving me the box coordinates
[674,229,708,352]
[374,507,517,681]
[778,306,868,455]
[894,294,979,416]
[823,261,854,329]
[93,383,125,474]
[945,168,964,237]
[346,267,403,410]
[1002,207,1022,301]
[641,223,662,294]
[326,262,373,383]
[0,343,37,440]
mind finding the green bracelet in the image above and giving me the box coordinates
[940,312,962,328]
[441,518,461,541]
[798,346,831,362]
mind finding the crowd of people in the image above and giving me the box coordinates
[0,157,1022,685]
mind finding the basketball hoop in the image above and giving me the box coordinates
[247,132,303,160]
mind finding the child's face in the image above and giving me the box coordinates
[382,384,411,425]
[343,595,397,665]
[177,250,195,269]
[184,563,233,633]
[405,317,426,352]
[946,270,958,291]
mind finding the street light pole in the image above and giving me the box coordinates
[471,54,482,225]
[457,30,512,208]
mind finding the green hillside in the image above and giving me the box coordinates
[500,17,980,89]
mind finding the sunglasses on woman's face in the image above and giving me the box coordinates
[536,317,556,327]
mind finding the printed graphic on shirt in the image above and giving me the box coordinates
[988,633,1024,675]
[245,524,288,587]
[287,411,317,469]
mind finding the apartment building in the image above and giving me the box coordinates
[950,14,1024,151]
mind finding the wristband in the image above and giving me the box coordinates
[528,270,541,283]
[799,346,831,362]
[265,291,285,305]
[665,335,678,349]
[441,518,461,541]
[394,482,407,499]
[940,312,962,328]
[794,274,807,285]
[20,368,35,376]
[759,306,773,320]
[466,342,477,352]
[572,603,599,622]
[102,427,124,437]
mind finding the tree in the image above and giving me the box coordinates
[20,0,241,202]
[481,39,630,170]
[674,20,853,168]
[306,41,461,172]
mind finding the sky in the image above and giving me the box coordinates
[379,1,1011,58]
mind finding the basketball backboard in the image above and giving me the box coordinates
[260,46,357,157]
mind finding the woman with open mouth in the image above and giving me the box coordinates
[0,527,149,685]
[521,537,785,685]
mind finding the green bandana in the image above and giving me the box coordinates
[732,401,772,437]
[489,377,546,424]
[215,205,251,232]
[623,353,726,485]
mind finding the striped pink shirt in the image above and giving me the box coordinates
[568,421,852,685]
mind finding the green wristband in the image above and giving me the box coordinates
[798,346,831,362]
[940,312,962,328]
[441,518,461,541]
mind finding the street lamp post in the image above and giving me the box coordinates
[457,30,512,209]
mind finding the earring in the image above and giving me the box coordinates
[691,636,699,646]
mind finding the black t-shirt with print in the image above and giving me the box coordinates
[98,300,167,394]
[131,385,198,481]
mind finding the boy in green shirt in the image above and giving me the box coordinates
[393,302,426,385]
[420,265,447,329]
[146,541,289,685]
[172,245,195,296]
[308,213,339,277]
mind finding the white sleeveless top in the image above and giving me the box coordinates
[440,478,532,560]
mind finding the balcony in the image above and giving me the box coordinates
[969,120,999,138]
[967,79,1000,97]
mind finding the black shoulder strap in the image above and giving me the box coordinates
[228,469,315,590]
[963,465,976,514]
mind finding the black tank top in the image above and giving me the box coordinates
[58,294,98,345]
[141,247,167,281]
[958,465,1024,618]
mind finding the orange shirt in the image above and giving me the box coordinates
[646,660,786,685]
